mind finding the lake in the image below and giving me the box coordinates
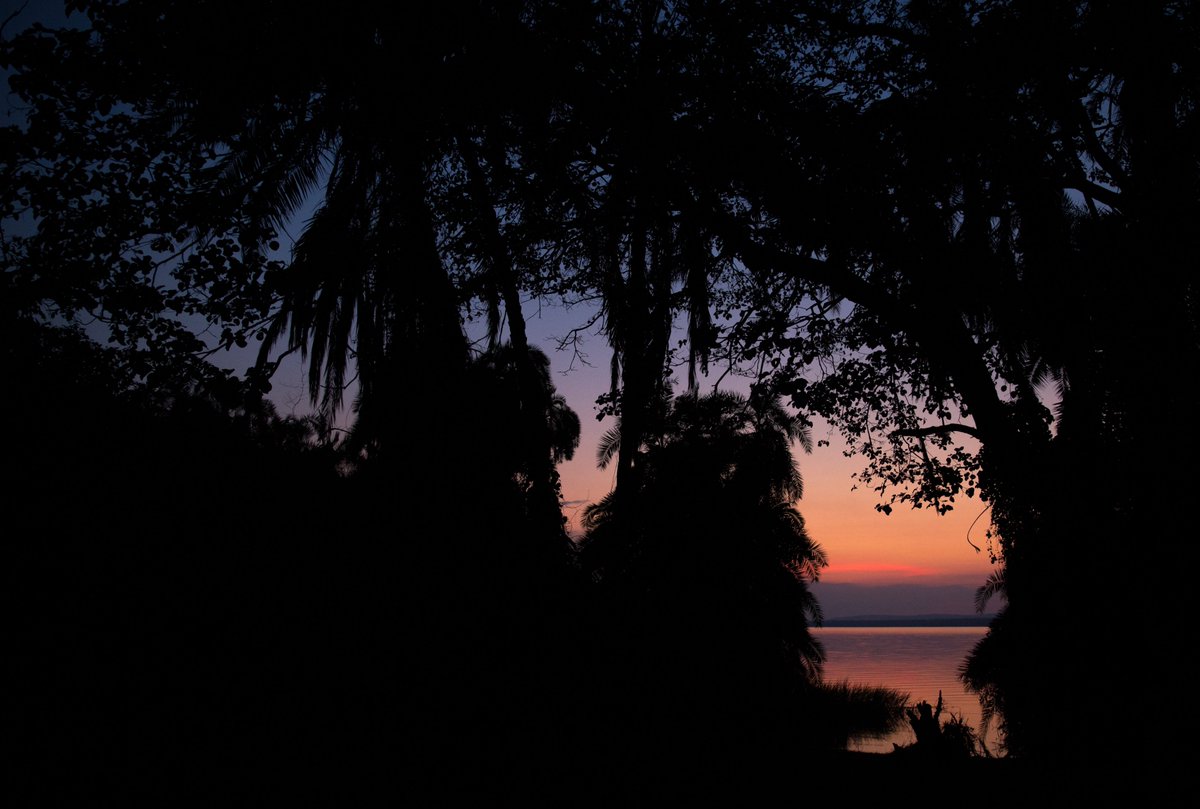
[814,626,999,754]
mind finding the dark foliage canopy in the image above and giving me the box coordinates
[4,0,1197,791]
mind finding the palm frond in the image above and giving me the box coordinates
[974,568,1006,613]
[581,488,621,533]
[214,103,333,234]
[596,424,623,470]
[768,503,828,583]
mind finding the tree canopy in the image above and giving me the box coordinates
[4,0,1196,788]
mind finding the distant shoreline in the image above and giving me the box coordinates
[820,615,994,628]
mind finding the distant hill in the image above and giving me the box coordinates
[811,582,1004,620]
[821,614,994,627]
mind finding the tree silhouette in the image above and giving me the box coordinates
[580,388,827,758]
[2,5,593,794]
[677,1,1197,763]
[4,0,1196,779]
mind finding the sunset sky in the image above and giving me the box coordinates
[259,298,998,598]
[535,311,998,589]
[1,0,997,601]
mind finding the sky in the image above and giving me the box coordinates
[530,303,999,617]
[515,305,999,588]
[3,0,999,616]
[260,297,1000,615]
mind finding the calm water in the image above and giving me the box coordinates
[815,626,998,754]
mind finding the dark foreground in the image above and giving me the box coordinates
[454,749,1155,805]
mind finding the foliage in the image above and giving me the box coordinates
[892,691,990,759]
[938,712,990,759]
[578,388,829,751]
[891,711,990,760]
[4,0,1196,773]
[809,680,910,750]
[1,7,284,382]
[694,0,1198,761]
[583,388,827,612]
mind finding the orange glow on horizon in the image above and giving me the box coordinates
[820,562,943,579]
[554,419,998,588]
[524,309,1000,590]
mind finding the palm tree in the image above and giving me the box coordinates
[959,608,1015,751]
[583,389,827,664]
[957,565,1009,746]
[579,387,831,754]
[115,8,600,767]
[102,6,535,448]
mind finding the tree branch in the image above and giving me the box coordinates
[791,4,927,48]
[1065,176,1123,212]
[721,230,907,323]
[890,423,981,441]
[1071,99,1129,189]
[0,3,29,40]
